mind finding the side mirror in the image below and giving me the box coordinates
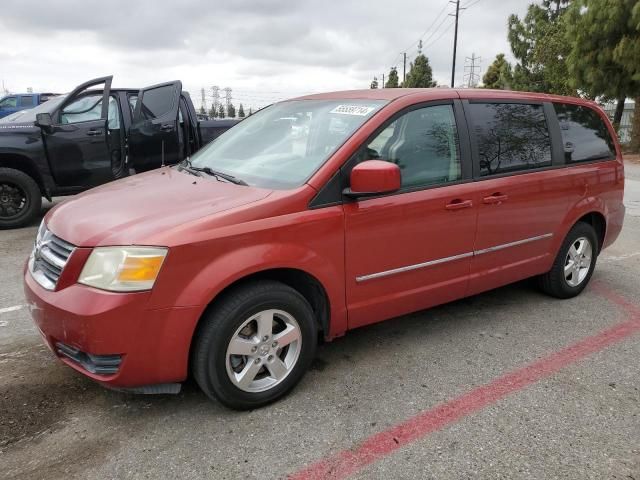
[35,113,53,130]
[344,160,401,198]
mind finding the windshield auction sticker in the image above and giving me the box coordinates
[330,105,376,116]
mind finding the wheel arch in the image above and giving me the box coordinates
[554,200,607,258]
[186,267,332,377]
[202,267,331,336]
[0,153,47,198]
[575,211,606,253]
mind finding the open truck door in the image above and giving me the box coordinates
[40,76,116,188]
[129,80,182,172]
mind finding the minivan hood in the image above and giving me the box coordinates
[46,168,272,246]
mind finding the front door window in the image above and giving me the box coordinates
[365,104,462,188]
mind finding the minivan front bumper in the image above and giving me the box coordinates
[24,265,202,389]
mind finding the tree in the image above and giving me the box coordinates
[199,105,206,115]
[507,0,574,95]
[385,67,400,88]
[218,104,225,118]
[403,41,436,88]
[370,76,379,89]
[566,0,640,131]
[616,2,640,151]
[482,53,513,89]
[227,103,236,118]
[248,107,253,116]
[208,105,217,118]
[238,103,245,118]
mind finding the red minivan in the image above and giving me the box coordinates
[24,88,625,409]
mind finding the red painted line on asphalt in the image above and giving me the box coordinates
[289,282,640,480]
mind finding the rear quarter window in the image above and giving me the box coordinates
[468,102,552,176]
[553,103,616,163]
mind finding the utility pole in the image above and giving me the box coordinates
[450,0,461,88]
[381,73,385,88]
[464,53,482,88]
[402,52,407,85]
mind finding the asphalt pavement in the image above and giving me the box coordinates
[1,162,639,480]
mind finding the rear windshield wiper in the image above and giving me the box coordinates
[180,158,248,186]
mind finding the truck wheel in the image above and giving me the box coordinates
[192,280,317,410]
[0,168,42,229]
[538,221,598,299]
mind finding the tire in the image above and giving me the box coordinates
[0,168,42,229]
[111,150,129,179]
[192,280,318,410]
[538,221,599,299]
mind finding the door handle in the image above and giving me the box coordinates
[445,199,473,210]
[482,193,509,204]
[86,129,103,136]
[160,124,174,131]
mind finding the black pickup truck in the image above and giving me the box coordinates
[0,76,238,228]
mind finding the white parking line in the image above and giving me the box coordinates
[0,304,26,314]
[602,252,640,262]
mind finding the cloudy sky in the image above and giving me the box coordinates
[0,0,528,111]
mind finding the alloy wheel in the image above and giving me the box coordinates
[564,236,592,287]
[225,309,302,393]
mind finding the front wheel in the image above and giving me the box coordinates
[192,280,317,410]
[0,168,42,229]
[538,221,598,299]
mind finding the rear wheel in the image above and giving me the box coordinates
[538,222,598,298]
[0,168,42,229]
[192,280,317,410]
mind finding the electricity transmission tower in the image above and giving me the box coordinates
[200,88,207,112]
[463,53,482,88]
[211,86,220,113]
[223,87,232,108]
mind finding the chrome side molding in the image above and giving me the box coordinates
[356,252,474,283]
[356,233,553,283]
[473,233,553,256]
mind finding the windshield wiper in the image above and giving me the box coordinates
[180,158,248,186]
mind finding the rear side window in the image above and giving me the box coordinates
[139,85,173,120]
[20,95,35,107]
[553,103,616,163]
[468,103,552,176]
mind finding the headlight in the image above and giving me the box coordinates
[78,247,168,292]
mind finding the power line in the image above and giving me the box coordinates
[422,17,455,50]
[463,0,482,9]
[402,0,450,53]
[421,12,453,49]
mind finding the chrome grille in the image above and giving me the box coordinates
[29,226,75,290]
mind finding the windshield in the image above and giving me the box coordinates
[0,95,68,123]
[189,99,387,189]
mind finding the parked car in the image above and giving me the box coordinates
[24,88,624,409]
[0,92,59,119]
[0,76,238,228]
